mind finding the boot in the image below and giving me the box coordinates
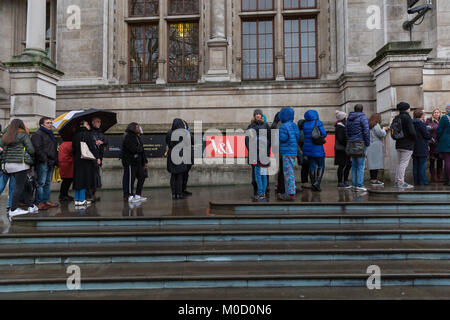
[430,168,437,183]
[309,171,316,190]
[312,168,324,192]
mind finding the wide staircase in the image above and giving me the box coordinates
[0,189,450,299]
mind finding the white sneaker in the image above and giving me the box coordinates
[28,205,39,213]
[356,186,368,192]
[128,196,141,203]
[8,208,30,217]
[74,200,90,206]
[134,195,147,202]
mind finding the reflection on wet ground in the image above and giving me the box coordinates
[0,183,448,221]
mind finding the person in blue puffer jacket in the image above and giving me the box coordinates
[279,107,300,200]
[303,109,327,191]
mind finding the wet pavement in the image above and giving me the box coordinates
[0,183,449,221]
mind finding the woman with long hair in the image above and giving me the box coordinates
[367,113,388,186]
[0,119,37,216]
[426,108,443,182]
[334,111,351,188]
[72,119,100,206]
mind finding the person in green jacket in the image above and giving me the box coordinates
[437,105,450,186]
[0,119,38,216]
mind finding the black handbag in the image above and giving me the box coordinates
[345,140,365,157]
[311,120,326,145]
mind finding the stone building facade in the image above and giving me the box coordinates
[0,0,449,188]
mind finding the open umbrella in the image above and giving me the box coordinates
[53,110,84,131]
[58,109,117,141]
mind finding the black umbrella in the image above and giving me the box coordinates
[58,109,117,141]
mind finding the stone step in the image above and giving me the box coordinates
[2,286,449,299]
[209,201,450,213]
[2,225,450,244]
[11,213,450,228]
[0,260,449,293]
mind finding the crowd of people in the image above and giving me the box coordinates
[0,102,449,212]
[245,102,450,202]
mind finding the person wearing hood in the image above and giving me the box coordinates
[334,111,351,188]
[166,118,190,199]
[297,118,310,190]
[181,120,194,197]
[246,109,271,201]
[72,120,100,207]
[121,122,148,203]
[393,102,417,189]
[412,109,432,185]
[279,107,300,200]
[31,117,59,210]
[346,104,370,192]
[302,109,327,191]
[436,104,450,186]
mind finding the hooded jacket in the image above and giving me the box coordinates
[166,118,190,174]
[279,107,300,156]
[395,111,417,151]
[346,112,370,147]
[121,122,148,167]
[302,110,327,158]
[413,119,432,157]
[245,118,271,166]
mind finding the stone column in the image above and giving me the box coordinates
[275,0,284,81]
[368,41,432,182]
[5,0,63,128]
[205,0,230,81]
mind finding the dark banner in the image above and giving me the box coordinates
[103,135,167,159]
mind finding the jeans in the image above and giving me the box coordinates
[0,173,15,208]
[351,156,366,187]
[413,157,428,185]
[254,166,268,196]
[308,157,325,172]
[11,170,33,211]
[74,189,86,202]
[395,149,413,185]
[35,163,54,204]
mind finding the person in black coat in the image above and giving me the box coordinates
[297,119,310,189]
[181,120,194,196]
[334,111,351,188]
[72,120,100,206]
[87,117,109,201]
[166,118,190,200]
[121,122,148,203]
[412,109,432,185]
[394,102,417,188]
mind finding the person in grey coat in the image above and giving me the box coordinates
[367,113,388,186]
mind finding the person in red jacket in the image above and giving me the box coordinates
[58,141,74,201]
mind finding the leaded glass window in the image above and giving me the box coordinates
[242,20,274,80]
[129,0,159,16]
[284,0,316,9]
[242,0,274,11]
[129,24,159,83]
[169,0,199,15]
[168,22,199,82]
[284,18,317,79]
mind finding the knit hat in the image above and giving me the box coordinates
[397,102,410,111]
[253,109,263,117]
[336,110,347,121]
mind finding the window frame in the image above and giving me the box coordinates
[241,18,275,81]
[167,20,200,83]
[128,0,160,17]
[128,23,160,84]
[168,0,200,16]
[283,0,317,10]
[241,0,275,12]
[283,15,318,80]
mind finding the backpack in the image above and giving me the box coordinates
[311,120,326,145]
[297,120,306,147]
[390,115,404,140]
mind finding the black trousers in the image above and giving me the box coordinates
[276,157,285,194]
[59,178,73,197]
[338,164,352,183]
[301,158,310,183]
[370,169,379,181]
[11,170,32,211]
[125,165,145,197]
[182,170,190,193]
[171,173,184,195]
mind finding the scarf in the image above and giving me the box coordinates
[39,126,55,141]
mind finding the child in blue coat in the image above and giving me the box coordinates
[279,107,300,200]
